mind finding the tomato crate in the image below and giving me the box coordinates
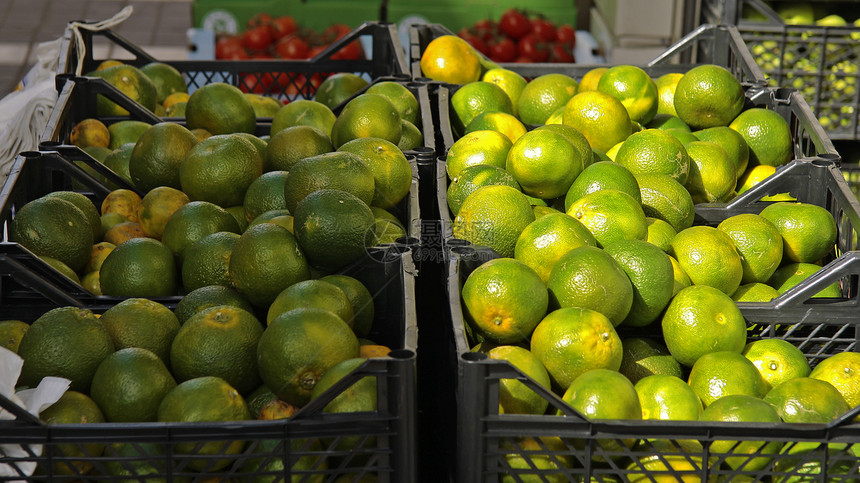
[0,243,418,482]
[192,0,381,33]
[58,20,408,100]
[442,243,860,483]
[700,0,860,141]
[0,146,420,314]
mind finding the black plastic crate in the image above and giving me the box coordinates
[58,21,409,99]
[0,245,417,482]
[444,244,860,482]
[0,148,420,312]
[700,0,860,141]
[409,23,766,85]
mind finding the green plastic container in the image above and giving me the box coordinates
[192,0,382,33]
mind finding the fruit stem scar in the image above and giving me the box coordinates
[300,371,318,390]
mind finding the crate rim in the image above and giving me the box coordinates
[59,20,410,78]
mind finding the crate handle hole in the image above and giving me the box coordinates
[814,154,841,166]
[388,349,415,360]
[462,351,487,362]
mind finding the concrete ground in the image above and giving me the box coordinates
[0,0,193,96]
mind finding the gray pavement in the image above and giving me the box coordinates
[0,0,193,96]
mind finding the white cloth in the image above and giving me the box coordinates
[0,39,62,183]
[0,347,71,479]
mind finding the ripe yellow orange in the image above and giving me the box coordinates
[729,108,793,167]
[674,64,745,129]
[138,186,191,239]
[420,35,482,84]
[683,140,737,203]
[505,129,583,199]
[562,91,632,153]
[614,128,692,184]
[547,245,634,326]
[531,308,623,391]
[482,68,527,116]
[453,185,535,258]
[699,394,783,471]
[661,285,747,367]
[619,337,682,384]
[687,351,768,407]
[578,67,608,92]
[461,258,548,344]
[764,377,850,423]
[635,374,702,421]
[759,201,837,264]
[566,189,647,248]
[464,111,526,143]
[514,212,597,283]
[486,345,552,415]
[517,73,579,125]
[670,225,744,296]
[450,81,514,134]
[597,64,659,124]
[809,352,860,409]
[635,173,696,232]
[742,338,811,392]
[717,213,784,284]
[654,73,684,117]
[445,129,512,179]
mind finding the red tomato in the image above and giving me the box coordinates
[284,73,324,98]
[272,16,297,40]
[458,30,489,55]
[324,23,353,42]
[241,26,274,52]
[246,13,272,30]
[276,34,310,59]
[550,42,575,63]
[474,18,497,41]
[556,24,577,47]
[215,35,248,59]
[330,39,364,60]
[530,18,557,43]
[499,8,531,39]
[307,44,328,58]
[239,72,267,94]
[517,33,549,62]
[268,72,291,93]
[488,37,517,62]
[246,13,275,39]
[514,55,533,63]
